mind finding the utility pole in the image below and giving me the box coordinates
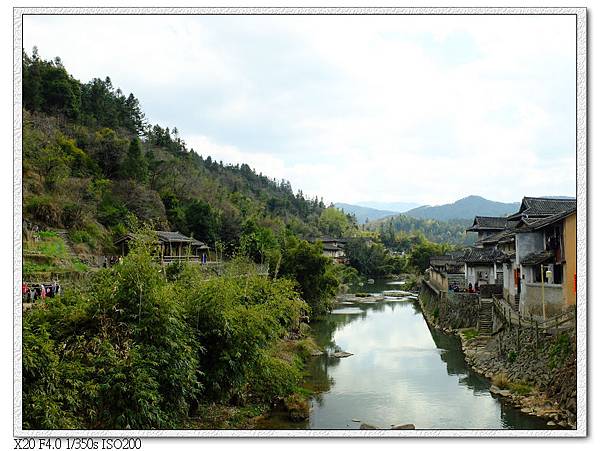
[541,264,546,321]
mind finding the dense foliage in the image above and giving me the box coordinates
[23,236,309,429]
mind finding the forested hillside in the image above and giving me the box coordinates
[22,49,354,259]
[367,214,475,246]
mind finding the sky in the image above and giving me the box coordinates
[22,14,577,206]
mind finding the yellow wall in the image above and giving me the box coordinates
[563,212,577,306]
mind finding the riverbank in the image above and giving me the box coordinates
[458,331,575,429]
[418,283,576,429]
[185,335,320,429]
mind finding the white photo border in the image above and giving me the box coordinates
[13,6,587,438]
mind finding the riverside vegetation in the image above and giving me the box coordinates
[21,49,466,429]
[24,235,321,429]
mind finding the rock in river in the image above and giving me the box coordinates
[332,351,353,358]
[391,424,416,430]
[360,423,378,429]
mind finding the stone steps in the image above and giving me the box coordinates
[478,298,494,335]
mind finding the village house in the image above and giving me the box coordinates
[463,197,576,319]
[428,252,466,292]
[307,237,348,263]
[466,216,516,245]
[513,204,576,318]
[458,247,506,289]
[114,230,211,263]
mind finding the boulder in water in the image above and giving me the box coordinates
[360,423,378,429]
[332,351,353,358]
[391,423,416,430]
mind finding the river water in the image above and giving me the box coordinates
[260,279,554,430]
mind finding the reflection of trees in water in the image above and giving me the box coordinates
[428,321,556,430]
[304,355,335,407]
[498,401,553,430]
[428,324,490,392]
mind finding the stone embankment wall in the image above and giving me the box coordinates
[463,326,576,425]
[419,281,577,428]
[420,282,479,331]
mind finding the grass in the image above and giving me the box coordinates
[23,231,88,277]
[491,373,510,389]
[548,332,572,369]
[508,382,533,396]
[462,328,479,340]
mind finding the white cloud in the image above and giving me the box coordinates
[23,14,576,205]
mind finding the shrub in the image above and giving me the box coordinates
[462,329,479,340]
[283,393,309,422]
[507,351,518,363]
[491,373,510,389]
[23,236,201,429]
[61,203,84,228]
[548,332,572,369]
[509,381,533,396]
[248,352,302,404]
[178,269,307,402]
[25,195,62,226]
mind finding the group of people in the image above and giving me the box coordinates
[22,281,61,302]
[467,282,480,293]
[448,282,480,293]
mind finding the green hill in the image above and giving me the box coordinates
[22,49,338,258]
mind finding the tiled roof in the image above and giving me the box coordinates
[115,231,208,247]
[515,206,576,232]
[508,197,576,220]
[475,228,516,246]
[457,247,506,264]
[156,231,195,243]
[466,216,511,232]
[520,250,554,266]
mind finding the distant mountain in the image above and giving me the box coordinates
[355,201,421,213]
[403,195,520,221]
[335,203,398,224]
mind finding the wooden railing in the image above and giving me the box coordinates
[491,294,575,335]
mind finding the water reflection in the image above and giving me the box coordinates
[263,280,555,430]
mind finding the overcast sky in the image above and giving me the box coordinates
[23,14,576,206]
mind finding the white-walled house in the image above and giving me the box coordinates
[513,205,576,318]
[458,247,506,289]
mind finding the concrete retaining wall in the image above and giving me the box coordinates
[522,283,565,318]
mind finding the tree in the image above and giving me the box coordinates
[344,237,391,276]
[122,137,148,182]
[318,207,351,237]
[185,200,220,244]
[407,238,452,273]
[92,128,128,178]
[239,219,280,265]
[279,237,339,318]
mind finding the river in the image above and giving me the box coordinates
[260,279,555,430]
